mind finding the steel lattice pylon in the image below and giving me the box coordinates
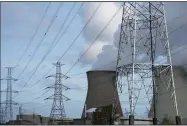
[0,108,5,124]
[45,62,70,123]
[113,2,179,121]
[1,67,18,122]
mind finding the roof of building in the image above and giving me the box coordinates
[87,70,116,73]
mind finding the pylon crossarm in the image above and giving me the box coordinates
[45,86,55,89]
[62,95,70,101]
[46,62,70,119]
[62,85,70,90]
[46,74,69,79]
[45,95,54,100]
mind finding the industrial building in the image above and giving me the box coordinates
[82,68,187,124]
[82,70,123,119]
[6,114,91,125]
[149,66,187,124]
[5,67,187,125]
[6,114,49,125]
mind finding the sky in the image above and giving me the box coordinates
[1,2,187,120]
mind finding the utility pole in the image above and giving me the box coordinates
[113,2,179,125]
[18,105,22,124]
[19,105,22,120]
[1,67,18,122]
[45,62,70,124]
[33,108,35,125]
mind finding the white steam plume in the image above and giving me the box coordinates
[79,2,187,71]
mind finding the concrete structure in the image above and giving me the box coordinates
[8,113,92,125]
[73,119,91,125]
[15,114,50,125]
[16,114,41,124]
[119,118,153,125]
[40,116,50,125]
[82,71,123,118]
[149,66,187,124]
[7,120,34,125]
[13,114,89,125]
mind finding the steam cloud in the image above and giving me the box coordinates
[79,2,187,71]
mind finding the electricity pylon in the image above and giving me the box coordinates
[1,67,18,122]
[0,108,5,124]
[113,2,179,124]
[45,62,70,123]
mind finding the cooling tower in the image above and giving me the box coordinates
[82,71,123,118]
[148,66,187,123]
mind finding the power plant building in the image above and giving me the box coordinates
[149,66,187,123]
[82,71,123,118]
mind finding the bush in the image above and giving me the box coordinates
[160,114,174,125]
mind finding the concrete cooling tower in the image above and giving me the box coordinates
[82,71,123,118]
[149,66,187,123]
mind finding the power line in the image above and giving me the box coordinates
[71,41,187,83]
[18,3,77,89]
[24,5,187,94]
[17,100,50,114]
[11,71,187,118]
[14,3,84,93]
[14,3,51,69]
[169,21,187,35]
[13,3,186,105]
[47,40,187,95]
[29,2,186,92]
[44,2,85,60]
[16,3,64,80]
[22,2,102,89]
[27,71,187,106]
[17,63,187,112]
[21,89,51,105]
[64,4,123,76]
[57,2,103,63]
[25,17,187,103]
[68,20,187,77]
[156,43,187,64]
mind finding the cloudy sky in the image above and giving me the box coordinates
[1,2,187,119]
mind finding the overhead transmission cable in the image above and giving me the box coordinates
[12,74,187,116]
[57,2,103,63]
[19,3,77,89]
[62,7,187,78]
[20,2,102,89]
[14,2,51,68]
[16,3,64,80]
[17,36,187,114]
[21,68,187,109]
[64,4,123,76]
[18,3,187,92]
[68,20,187,77]
[26,4,187,90]
[58,22,187,87]
[28,13,187,98]
[67,41,187,82]
[17,3,84,90]
[21,89,51,105]
[18,62,187,108]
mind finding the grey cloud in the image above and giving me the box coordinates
[91,45,118,70]
[79,2,120,43]
[78,2,122,64]
[81,2,187,71]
